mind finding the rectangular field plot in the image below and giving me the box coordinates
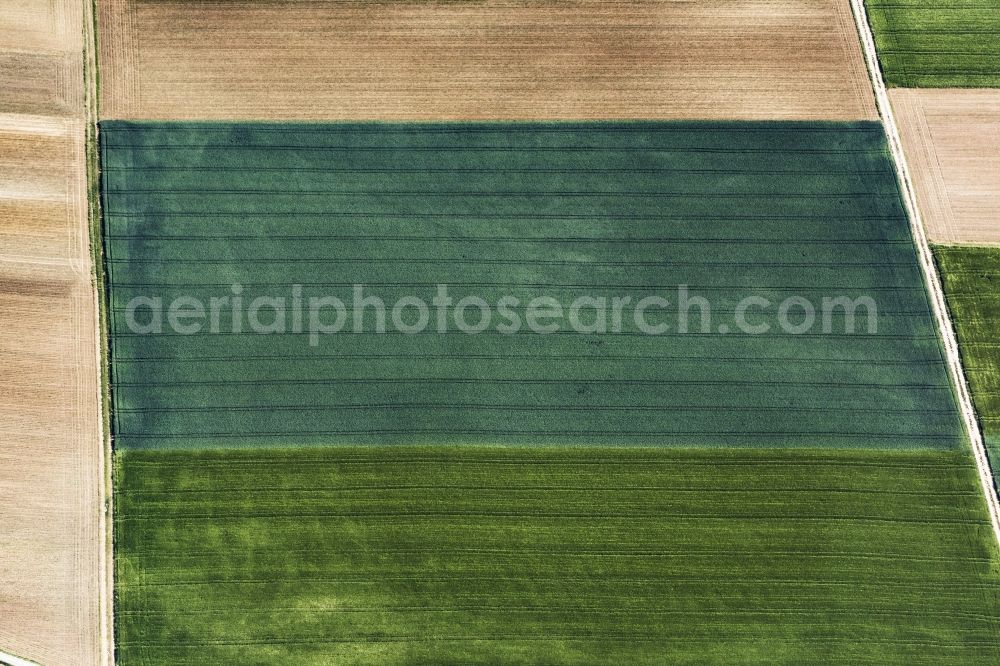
[891,89,1000,243]
[97,0,876,120]
[115,446,1000,665]
[865,0,1000,87]
[0,4,105,654]
[100,121,964,450]
[936,245,1000,485]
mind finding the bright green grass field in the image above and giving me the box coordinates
[865,0,1000,87]
[115,447,1000,665]
[100,121,963,450]
[935,245,1000,485]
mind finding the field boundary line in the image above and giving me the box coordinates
[83,0,114,663]
[848,0,1000,545]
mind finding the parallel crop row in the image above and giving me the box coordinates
[114,447,1000,665]
[865,0,1000,87]
[100,122,963,450]
[935,245,1000,487]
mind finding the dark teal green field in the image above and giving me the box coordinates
[101,122,963,450]
[865,0,1000,87]
[115,447,1000,665]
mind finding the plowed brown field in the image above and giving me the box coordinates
[0,1,106,664]
[98,0,877,120]
[892,89,1000,244]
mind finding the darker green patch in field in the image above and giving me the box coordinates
[114,446,1000,665]
[864,0,1000,87]
[100,122,962,449]
[934,245,1000,486]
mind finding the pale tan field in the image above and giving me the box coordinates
[0,1,106,665]
[98,0,877,120]
[0,0,83,116]
[0,277,101,666]
[0,116,86,263]
[892,89,1000,244]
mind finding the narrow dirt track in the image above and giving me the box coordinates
[848,0,1000,547]
[0,1,106,664]
[891,89,1000,245]
[98,0,877,120]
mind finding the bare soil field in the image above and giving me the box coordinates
[0,0,83,116]
[0,1,106,665]
[0,116,85,263]
[0,0,80,52]
[891,89,1000,244]
[0,280,101,666]
[98,0,877,120]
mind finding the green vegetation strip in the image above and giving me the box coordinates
[114,446,1000,665]
[864,0,1000,87]
[935,245,1000,486]
[100,121,962,449]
